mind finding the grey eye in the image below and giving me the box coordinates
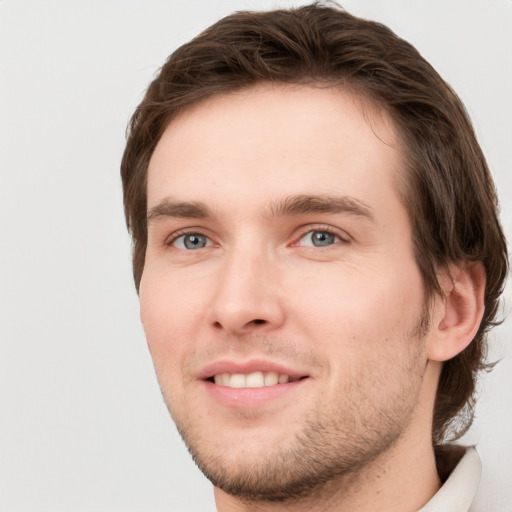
[311,231,336,247]
[174,234,210,250]
[300,230,339,247]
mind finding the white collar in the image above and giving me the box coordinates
[418,447,481,512]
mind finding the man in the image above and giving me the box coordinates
[121,4,508,511]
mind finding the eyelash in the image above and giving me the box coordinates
[293,224,350,246]
[164,229,212,247]
[164,225,350,249]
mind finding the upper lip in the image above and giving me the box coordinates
[198,359,310,380]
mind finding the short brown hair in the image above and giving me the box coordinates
[121,3,508,444]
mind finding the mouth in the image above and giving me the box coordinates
[199,361,311,407]
[207,371,306,388]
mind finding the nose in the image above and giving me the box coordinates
[208,245,285,335]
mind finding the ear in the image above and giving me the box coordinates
[428,261,486,362]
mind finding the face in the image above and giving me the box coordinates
[140,84,433,501]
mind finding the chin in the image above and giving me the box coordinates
[172,404,409,503]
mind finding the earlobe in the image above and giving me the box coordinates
[428,262,486,362]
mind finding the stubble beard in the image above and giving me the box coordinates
[163,314,430,504]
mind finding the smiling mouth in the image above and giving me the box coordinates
[207,371,306,389]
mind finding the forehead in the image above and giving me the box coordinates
[147,83,404,217]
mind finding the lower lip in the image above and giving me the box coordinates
[202,379,308,408]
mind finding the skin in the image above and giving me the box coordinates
[140,84,484,511]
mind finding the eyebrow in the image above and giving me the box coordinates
[147,194,374,223]
[147,200,210,222]
[269,194,374,221]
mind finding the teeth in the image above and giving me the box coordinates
[246,371,264,388]
[212,371,297,388]
[264,372,279,386]
[278,374,289,384]
[230,374,246,388]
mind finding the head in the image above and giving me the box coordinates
[121,1,508,496]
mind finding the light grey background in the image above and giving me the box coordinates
[0,1,510,511]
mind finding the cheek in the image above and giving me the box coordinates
[291,264,427,404]
[139,270,205,376]
[289,258,425,352]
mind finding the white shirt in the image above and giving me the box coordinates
[418,447,481,512]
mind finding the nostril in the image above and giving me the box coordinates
[252,319,266,325]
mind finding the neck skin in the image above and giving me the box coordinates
[214,361,442,512]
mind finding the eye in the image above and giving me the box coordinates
[299,230,341,247]
[172,233,211,250]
